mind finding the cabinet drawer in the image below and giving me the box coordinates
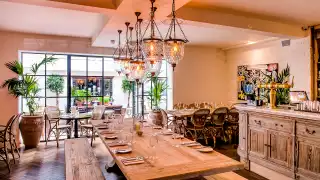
[297,123,320,139]
[249,115,293,133]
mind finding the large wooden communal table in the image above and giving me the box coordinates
[92,119,243,180]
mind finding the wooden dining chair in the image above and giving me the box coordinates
[45,107,72,147]
[160,109,184,134]
[185,109,210,144]
[207,107,229,147]
[0,114,21,172]
[226,107,239,145]
[187,103,197,109]
[80,105,105,146]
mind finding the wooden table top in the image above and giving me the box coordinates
[59,113,91,120]
[92,119,243,180]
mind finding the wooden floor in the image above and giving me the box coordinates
[0,139,266,180]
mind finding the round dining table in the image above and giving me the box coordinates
[59,114,91,138]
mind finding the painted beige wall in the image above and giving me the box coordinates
[0,30,114,126]
[225,37,311,102]
[173,45,228,105]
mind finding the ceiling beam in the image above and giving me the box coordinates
[176,6,307,38]
[2,0,116,14]
[91,0,192,47]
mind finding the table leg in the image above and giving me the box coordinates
[67,120,71,139]
[74,119,78,138]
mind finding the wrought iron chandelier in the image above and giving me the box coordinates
[142,0,163,76]
[164,0,188,71]
[119,22,133,77]
[129,12,148,83]
[113,30,122,75]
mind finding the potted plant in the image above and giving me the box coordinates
[2,56,56,148]
[46,74,64,108]
[71,88,92,106]
[121,78,134,107]
[98,96,110,105]
[147,76,168,126]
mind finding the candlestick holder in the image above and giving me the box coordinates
[258,82,291,109]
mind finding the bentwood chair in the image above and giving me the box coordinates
[187,103,197,109]
[207,107,229,147]
[160,109,183,134]
[185,109,210,144]
[45,107,72,147]
[80,105,105,146]
[0,114,21,172]
[226,108,239,144]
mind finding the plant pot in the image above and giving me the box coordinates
[20,115,44,149]
[149,110,163,126]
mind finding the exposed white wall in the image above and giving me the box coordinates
[226,37,311,102]
[174,45,228,104]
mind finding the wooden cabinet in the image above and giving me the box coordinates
[267,131,293,168]
[238,112,247,157]
[248,126,267,159]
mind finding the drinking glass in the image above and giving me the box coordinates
[149,135,159,161]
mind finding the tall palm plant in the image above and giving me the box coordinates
[2,56,56,115]
[147,76,168,110]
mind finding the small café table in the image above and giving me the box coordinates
[92,119,243,180]
[59,114,91,138]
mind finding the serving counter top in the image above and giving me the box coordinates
[235,104,320,121]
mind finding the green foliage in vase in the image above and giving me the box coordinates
[98,96,110,104]
[122,78,134,107]
[261,64,294,105]
[147,76,168,110]
[1,56,57,115]
[47,74,64,107]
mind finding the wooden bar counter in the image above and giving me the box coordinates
[235,104,320,180]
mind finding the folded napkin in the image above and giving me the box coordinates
[107,142,127,147]
[121,157,145,166]
[180,141,197,145]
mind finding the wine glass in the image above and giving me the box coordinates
[149,135,159,161]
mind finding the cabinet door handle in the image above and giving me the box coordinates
[254,120,261,125]
[275,123,278,126]
[264,144,271,147]
[306,128,316,135]
[243,137,246,140]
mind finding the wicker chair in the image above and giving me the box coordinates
[207,107,229,147]
[0,114,21,172]
[45,107,72,147]
[226,107,239,144]
[80,105,105,146]
[160,109,183,134]
[185,109,210,144]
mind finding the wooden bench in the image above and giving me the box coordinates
[205,172,248,180]
[65,138,104,180]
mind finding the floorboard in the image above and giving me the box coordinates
[0,139,266,180]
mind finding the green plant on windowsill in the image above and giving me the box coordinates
[147,75,168,112]
[71,88,92,104]
[98,96,110,105]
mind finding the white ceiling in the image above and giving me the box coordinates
[0,1,107,38]
[190,0,320,25]
[0,0,302,49]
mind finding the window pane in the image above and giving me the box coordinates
[46,54,67,75]
[88,57,102,76]
[46,97,67,112]
[158,60,167,77]
[46,76,67,97]
[88,77,103,96]
[23,53,46,75]
[35,76,45,97]
[104,78,112,96]
[71,56,86,76]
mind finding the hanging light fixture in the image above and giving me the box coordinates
[130,12,148,84]
[119,22,133,77]
[164,0,188,71]
[142,0,163,76]
[113,30,122,75]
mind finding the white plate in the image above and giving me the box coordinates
[162,130,173,135]
[116,148,132,154]
[198,147,213,153]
